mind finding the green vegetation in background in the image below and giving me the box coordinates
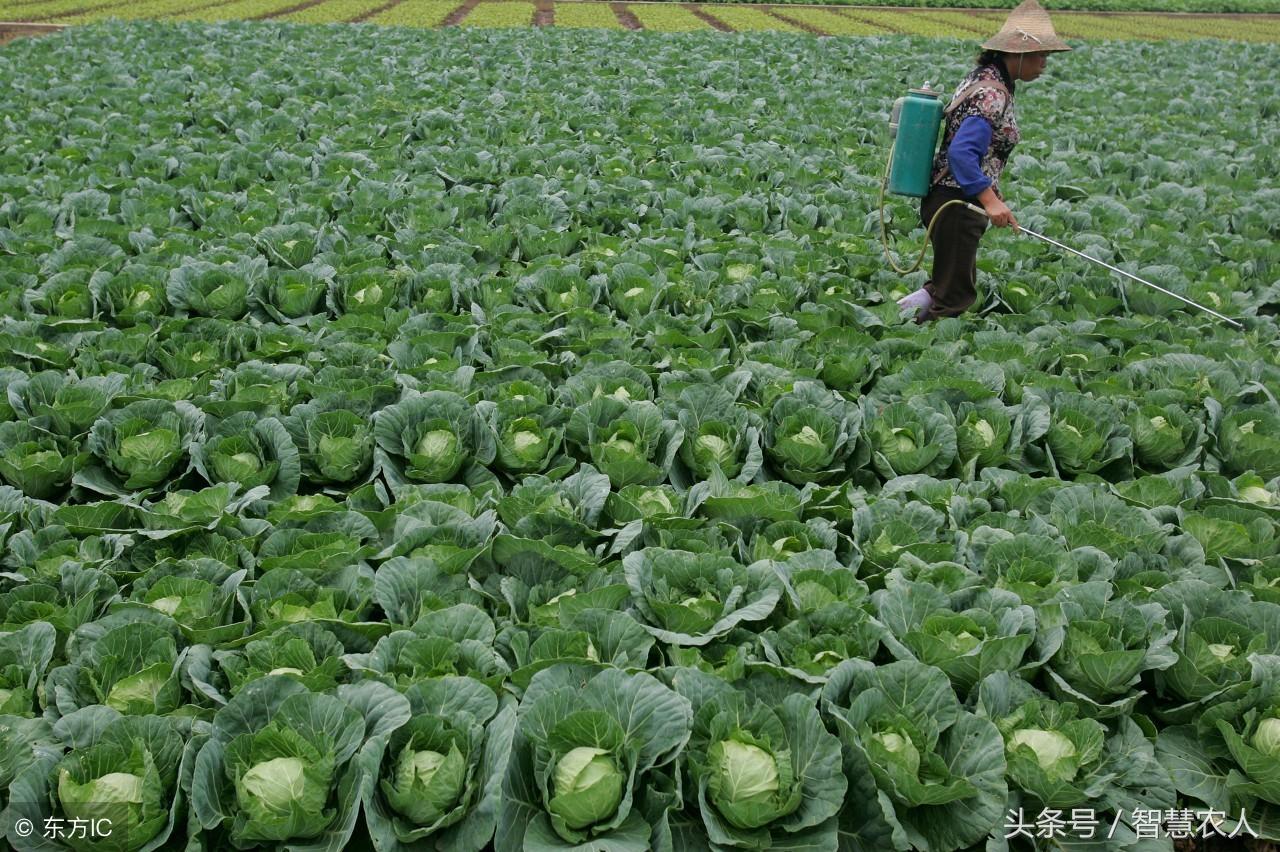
[553,1,625,27]
[368,0,460,25]
[458,0,536,26]
[627,3,712,30]
[703,6,803,31]
[6,0,1278,41]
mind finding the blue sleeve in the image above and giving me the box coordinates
[948,116,993,197]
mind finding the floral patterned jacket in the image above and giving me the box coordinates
[931,62,1018,199]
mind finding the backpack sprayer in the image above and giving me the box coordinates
[879,83,1244,330]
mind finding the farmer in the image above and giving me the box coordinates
[898,0,1071,323]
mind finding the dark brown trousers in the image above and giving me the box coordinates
[916,186,989,323]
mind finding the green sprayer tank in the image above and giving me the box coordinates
[888,85,944,198]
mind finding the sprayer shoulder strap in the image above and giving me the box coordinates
[943,79,1011,118]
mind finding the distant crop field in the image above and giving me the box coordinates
[4,1,1280,40]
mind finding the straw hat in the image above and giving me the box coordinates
[982,0,1071,53]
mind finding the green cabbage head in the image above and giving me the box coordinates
[707,735,793,829]
[1253,717,1280,758]
[225,721,336,842]
[44,717,185,852]
[550,746,624,830]
[88,399,200,491]
[382,723,469,825]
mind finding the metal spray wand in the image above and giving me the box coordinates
[963,203,1244,330]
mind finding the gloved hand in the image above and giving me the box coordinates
[897,288,933,311]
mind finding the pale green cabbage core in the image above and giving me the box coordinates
[973,420,996,447]
[416,430,457,459]
[793,426,824,449]
[1253,717,1280,757]
[1208,643,1237,663]
[1010,728,1076,770]
[714,740,779,801]
[550,746,624,830]
[241,756,308,812]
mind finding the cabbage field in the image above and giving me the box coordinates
[1,19,1279,852]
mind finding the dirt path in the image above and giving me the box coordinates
[765,7,828,34]
[252,0,328,19]
[441,0,481,25]
[353,0,403,21]
[0,20,62,42]
[610,1,642,29]
[686,3,732,30]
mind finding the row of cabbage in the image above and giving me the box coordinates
[2,347,1278,502]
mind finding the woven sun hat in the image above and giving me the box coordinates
[982,0,1072,53]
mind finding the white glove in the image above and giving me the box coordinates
[896,288,933,311]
